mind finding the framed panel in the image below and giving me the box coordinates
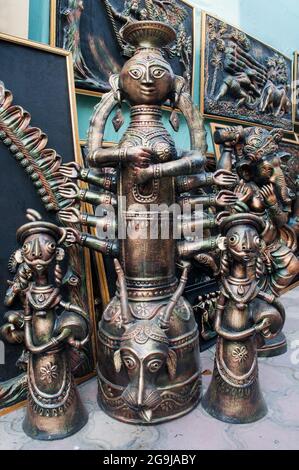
[201,12,294,131]
[0,33,103,414]
[51,0,195,98]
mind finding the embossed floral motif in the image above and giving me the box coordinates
[40,362,58,384]
[232,346,248,363]
[133,302,149,319]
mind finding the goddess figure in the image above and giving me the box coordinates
[60,21,237,423]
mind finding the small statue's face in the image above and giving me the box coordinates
[120,54,174,105]
[227,225,261,263]
[22,233,57,274]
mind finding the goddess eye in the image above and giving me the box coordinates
[147,359,163,373]
[123,356,136,370]
[129,68,142,80]
[229,234,240,246]
[152,68,166,79]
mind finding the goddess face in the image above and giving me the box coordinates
[120,53,175,105]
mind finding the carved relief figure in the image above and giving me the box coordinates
[202,13,293,130]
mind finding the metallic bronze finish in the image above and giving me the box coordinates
[61,21,239,424]
[10,210,89,440]
[202,213,285,423]
[215,125,299,357]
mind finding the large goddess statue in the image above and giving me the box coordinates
[60,21,237,423]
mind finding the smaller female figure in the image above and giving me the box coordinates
[202,213,285,423]
[6,209,90,440]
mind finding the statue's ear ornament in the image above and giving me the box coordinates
[109,74,125,132]
[217,236,228,252]
[114,349,122,373]
[169,75,186,132]
[56,247,65,262]
[8,249,24,273]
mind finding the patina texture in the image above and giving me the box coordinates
[202,213,285,423]
[1,210,89,440]
[59,21,239,424]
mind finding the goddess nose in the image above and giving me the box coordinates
[142,67,154,85]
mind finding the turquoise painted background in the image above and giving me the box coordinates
[28,0,299,153]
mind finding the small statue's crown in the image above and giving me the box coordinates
[17,209,65,244]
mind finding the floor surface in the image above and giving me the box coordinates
[1,288,299,450]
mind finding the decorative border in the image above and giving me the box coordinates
[50,0,196,102]
[200,10,295,131]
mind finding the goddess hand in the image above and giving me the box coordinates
[215,190,238,207]
[59,207,82,224]
[58,182,80,200]
[65,227,82,245]
[126,147,152,168]
[213,170,238,187]
[59,162,81,179]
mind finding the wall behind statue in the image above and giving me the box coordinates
[0,0,29,39]
[1,0,299,153]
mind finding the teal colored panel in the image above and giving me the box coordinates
[76,94,100,142]
[76,94,192,150]
[29,0,50,44]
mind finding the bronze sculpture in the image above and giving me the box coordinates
[202,213,285,423]
[0,79,95,412]
[2,209,89,440]
[59,20,238,423]
[214,125,299,356]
